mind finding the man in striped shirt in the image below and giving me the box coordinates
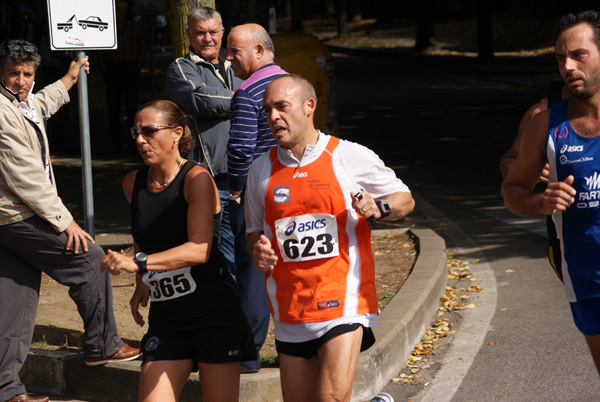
[226,23,287,372]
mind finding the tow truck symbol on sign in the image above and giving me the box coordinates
[57,15,109,32]
[57,15,77,33]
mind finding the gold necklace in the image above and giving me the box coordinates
[149,159,184,188]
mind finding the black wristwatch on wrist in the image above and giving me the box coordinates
[376,200,391,220]
[134,252,148,275]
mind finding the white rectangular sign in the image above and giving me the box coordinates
[47,0,117,50]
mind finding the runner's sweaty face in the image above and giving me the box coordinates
[263,78,315,158]
[556,23,600,100]
[133,108,182,166]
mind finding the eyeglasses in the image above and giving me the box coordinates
[7,44,36,53]
[131,125,176,139]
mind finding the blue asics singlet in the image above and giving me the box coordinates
[547,99,600,302]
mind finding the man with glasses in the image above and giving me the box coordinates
[166,7,240,279]
[0,40,141,402]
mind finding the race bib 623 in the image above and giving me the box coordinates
[274,213,339,263]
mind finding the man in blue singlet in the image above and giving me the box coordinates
[500,84,570,283]
[502,10,600,374]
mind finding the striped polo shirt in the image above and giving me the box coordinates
[227,63,287,191]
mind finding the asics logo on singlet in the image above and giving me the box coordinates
[584,172,600,190]
[284,221,297,236]
[284,218,327,236]
[293,171,308,178]
[560,145,584,153]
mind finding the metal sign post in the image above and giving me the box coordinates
[47,0,117,237]
[76,51,95,237]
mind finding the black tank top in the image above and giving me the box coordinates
[131,160,221,262]
[131,161,233,324]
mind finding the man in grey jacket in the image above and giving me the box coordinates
[0,40,141,402]
[166,7,240,276]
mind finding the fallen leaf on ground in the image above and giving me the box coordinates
[413,344,431,356]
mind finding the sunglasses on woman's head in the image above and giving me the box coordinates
[130,125,176,139]
[7,44,36,53]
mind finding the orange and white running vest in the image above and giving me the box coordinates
[264,136,378,324]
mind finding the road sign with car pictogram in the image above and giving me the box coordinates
[47,0,117,50]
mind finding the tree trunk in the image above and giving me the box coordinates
[169,0,216,59]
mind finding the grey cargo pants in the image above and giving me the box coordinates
[0,216,122,401]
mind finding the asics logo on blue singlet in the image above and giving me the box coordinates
[559,145,593,165]
[560,144,584,153]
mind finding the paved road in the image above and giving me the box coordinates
[333,54,600,401]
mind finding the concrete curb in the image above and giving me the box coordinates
[352,228,447,401]
[21,228,446,402]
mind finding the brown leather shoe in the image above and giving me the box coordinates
[8,394,49,402]
[84,342,142,366]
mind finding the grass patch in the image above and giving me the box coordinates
[261,354,279,368]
